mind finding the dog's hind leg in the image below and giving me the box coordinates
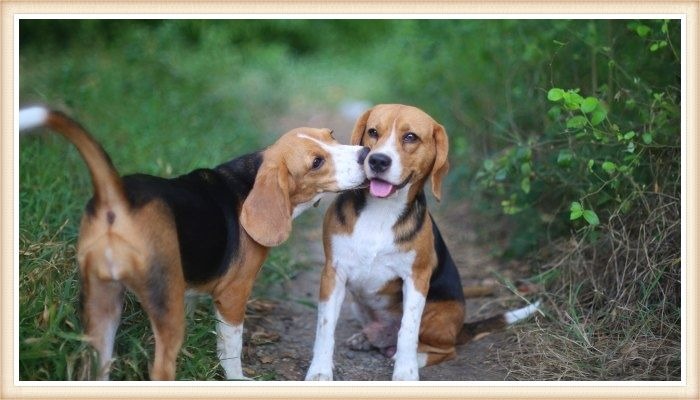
[147,299,185,381]
[416,300,464,368]
[132,260,186,381]
[81,272,125,381]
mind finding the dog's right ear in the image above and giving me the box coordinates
[350,108,373,146]
[240,162,292,248]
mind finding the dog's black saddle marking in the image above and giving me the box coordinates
[426,216,465,303]
[86,152,263,284]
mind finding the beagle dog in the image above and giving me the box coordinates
[305,104,539,381]
[19,106,368,380]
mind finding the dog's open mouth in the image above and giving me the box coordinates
[369,179,397,198]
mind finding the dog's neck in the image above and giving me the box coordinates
[363,185,427,233]
[215,151,264,198]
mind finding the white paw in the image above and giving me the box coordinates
[227,374,252,381]
[392,361,419,381]
[305,371,333,381]
[223,364,250,380]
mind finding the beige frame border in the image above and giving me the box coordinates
[2,1,697,399]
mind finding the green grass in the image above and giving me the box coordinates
[18,21,384,381]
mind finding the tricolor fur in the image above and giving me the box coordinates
[19,106,368,380]
[305,104,540,381]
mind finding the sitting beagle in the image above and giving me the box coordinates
[19,106,368,380]
[305,104,539,381]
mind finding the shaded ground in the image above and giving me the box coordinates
[240,104,537,381]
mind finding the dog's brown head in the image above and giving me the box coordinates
[350,104,449,201]
[241,127,368,247]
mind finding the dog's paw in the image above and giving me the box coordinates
[305,371,333,381]
[227,375,253,381]
[392,359,420,381]
[345,332,372,351]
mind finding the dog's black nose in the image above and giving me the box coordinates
[357,147,370,164]
[368,153,392,173]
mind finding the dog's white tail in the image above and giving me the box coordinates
[456,299,542,344]
[504,300,542,324]
[19,106,50,132]
[18,105,127,211]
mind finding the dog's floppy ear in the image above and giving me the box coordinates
[430,123,450,201]
[350,108,373,146]
[241,161,292,247]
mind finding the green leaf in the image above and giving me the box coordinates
[583,209,600,226]
[570,202,583,220]
[650,43,659,52]
[581,97,599,113]
[623,131,636,140]
[520,162,532,175]
[627,142,636,153]
[494,169,507,181]
[515,147,532,161]
[547,88,565,101]
[566,116,588,129]
[636,24,651,37]
[520,177,531,194]
[642,132,653,144]
[587,159,595,172]
[590,109,607,126]
[602,161,617,174]
[557,149,573,166]
[548,105,562,120]
[483,159,494,171]
[563,91,584,109]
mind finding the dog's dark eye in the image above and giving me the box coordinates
[367,128,378,138]
[403,132,418,143]
[311,156,325,170]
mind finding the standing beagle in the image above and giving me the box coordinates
[305,104,539,381]
[19,106,368,380]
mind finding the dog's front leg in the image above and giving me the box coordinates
[392,277,426,381]
[215,310,246,380]
[305,264,346,381]
[214,273,259,381]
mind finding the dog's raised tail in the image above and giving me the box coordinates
[19,106,127,210]
[456,300,541,345]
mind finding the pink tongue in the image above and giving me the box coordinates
[370,179,394,198]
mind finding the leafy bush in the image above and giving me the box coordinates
[380,20,679,257]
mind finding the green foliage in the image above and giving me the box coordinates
[382,19,681,256]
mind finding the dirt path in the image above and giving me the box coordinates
[241,104,533,381]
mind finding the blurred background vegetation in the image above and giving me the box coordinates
[19,19,680,380]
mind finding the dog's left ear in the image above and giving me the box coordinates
[430,123,449,201]
[350,108,373,146]
[241,162,292,247]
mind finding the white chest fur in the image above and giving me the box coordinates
[331,189,416,294]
